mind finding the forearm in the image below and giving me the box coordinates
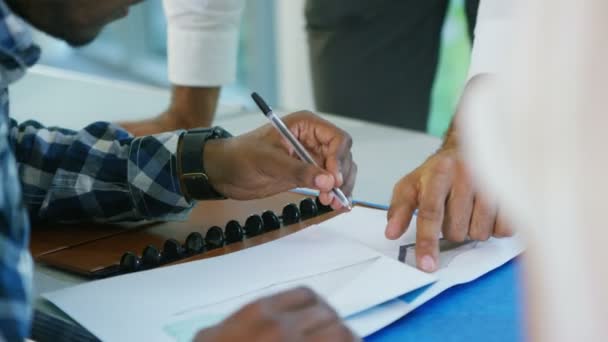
[10,119,192,222]
[167,85,220,128]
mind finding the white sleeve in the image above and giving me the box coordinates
[163,0,245,86]
[467,0,513,78]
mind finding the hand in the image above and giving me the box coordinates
[195,287,358,342]
[385,146,513,273]
[203,111,356,209]
[120,86,220,136]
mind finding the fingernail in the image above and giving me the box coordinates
[419,256,436,273]
[315,174,332,189]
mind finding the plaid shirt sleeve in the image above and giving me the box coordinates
[0,1,43,340]
[10,119,193,223]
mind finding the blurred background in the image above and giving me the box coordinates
[32,0,471,137]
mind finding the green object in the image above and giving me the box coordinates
[427,0,472,137]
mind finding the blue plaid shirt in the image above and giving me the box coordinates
[0,2,192,340]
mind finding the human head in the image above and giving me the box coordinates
[5,0,143,46]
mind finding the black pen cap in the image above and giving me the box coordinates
[251,92,272,116]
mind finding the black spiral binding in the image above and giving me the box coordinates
[117,197,332,275]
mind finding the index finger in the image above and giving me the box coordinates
[386,177,418,240]
[319,130,352,188]
[415,172,452,272]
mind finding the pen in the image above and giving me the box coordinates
[251,92,352,210]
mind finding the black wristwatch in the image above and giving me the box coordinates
[179,126,232,200]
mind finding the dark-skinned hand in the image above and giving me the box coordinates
[194,287,359,342]
[201,111,356,210]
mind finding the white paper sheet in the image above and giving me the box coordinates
[44,224,435,342]
[319,206,525,336]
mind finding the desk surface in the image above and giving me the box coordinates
[15,67,520,341]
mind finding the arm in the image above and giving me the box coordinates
[10,119,192,222]
[5,111,353,340]
[461,1,608,340]
[120,0,245,135]
[385,0,513,273]
[13,111,354,222]
[121,85,221,136]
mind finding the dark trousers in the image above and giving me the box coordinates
[305,0,479,131]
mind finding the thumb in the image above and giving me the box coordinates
[274,155,335,191]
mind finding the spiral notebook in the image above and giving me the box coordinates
[30,192,338,278]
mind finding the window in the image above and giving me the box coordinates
[34,0,278,105]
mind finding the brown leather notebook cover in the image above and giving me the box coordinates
[32,192,344,278]
[30,221,159,258]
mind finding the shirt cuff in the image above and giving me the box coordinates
[167,26,239,87]
[128,131,193,220]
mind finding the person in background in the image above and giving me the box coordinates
[122,0,480,134]
[461,0,608,340]
[305,0,479,131]
[123,0,511,273]
[0,0,357,340]
[120,0,242,136]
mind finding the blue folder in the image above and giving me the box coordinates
[368,258,524,342]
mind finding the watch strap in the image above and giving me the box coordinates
[180,127,231,200]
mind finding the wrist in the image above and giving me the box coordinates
[177,127,232,201]
[177,134,187,198]
[440,74,494,152]
[440,120,459,151]
[202,139,228,196]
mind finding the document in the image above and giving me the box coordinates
[44,224,436,342]
[317,206,524,336]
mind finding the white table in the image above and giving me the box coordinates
[12,66,441,313]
